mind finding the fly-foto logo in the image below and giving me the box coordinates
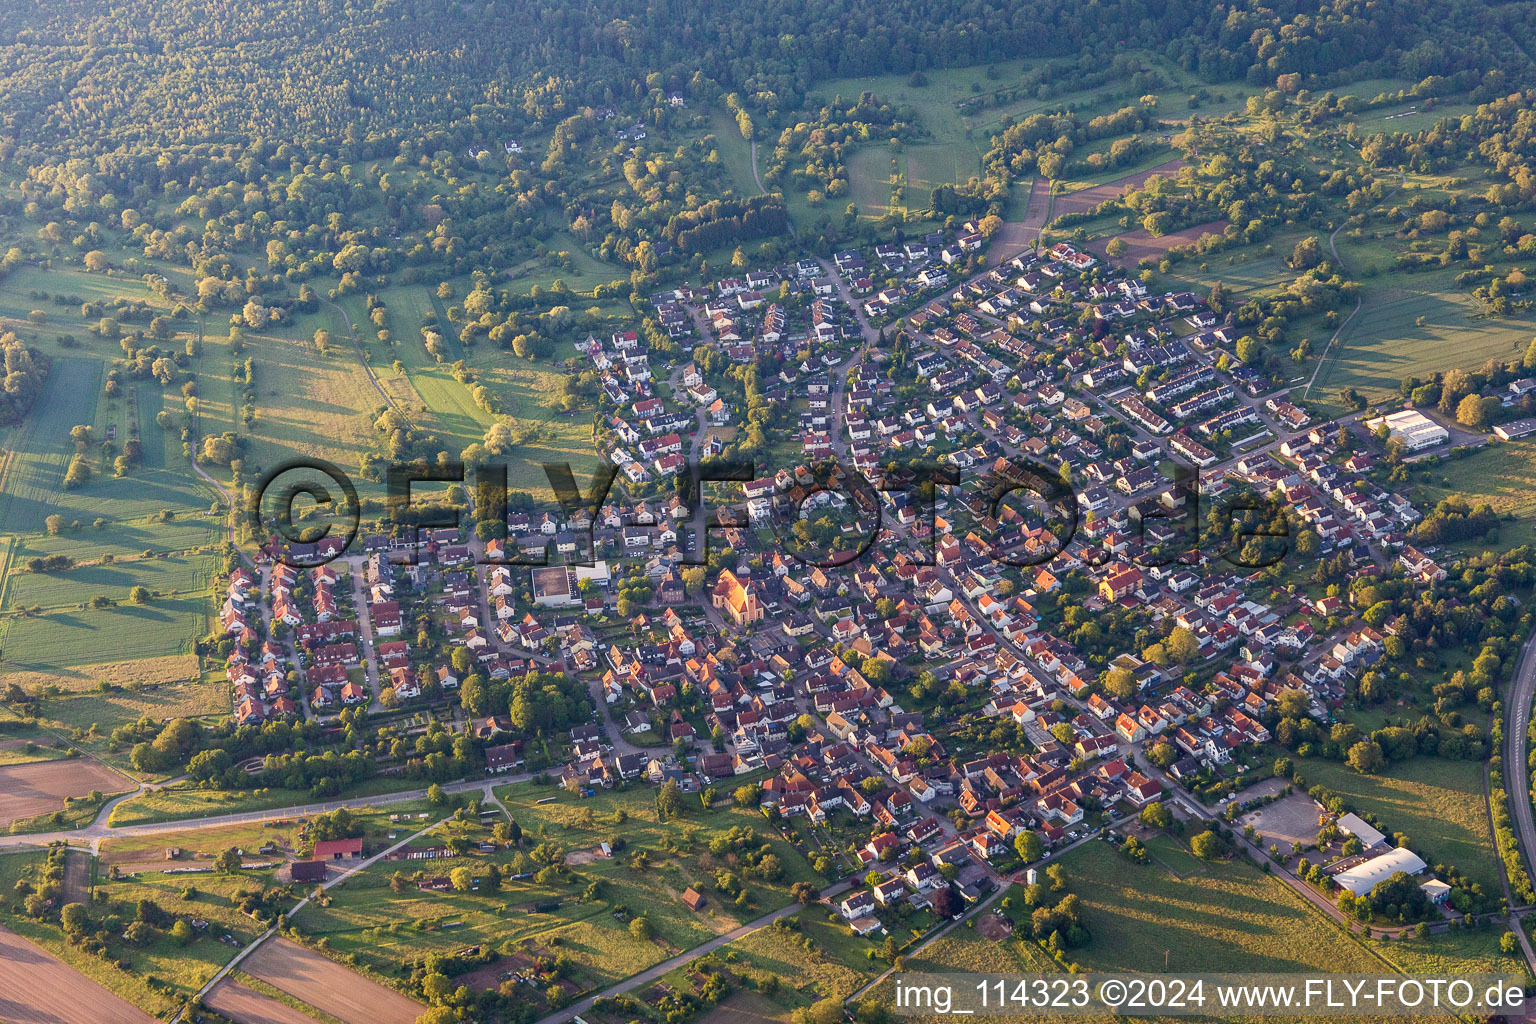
[248,456,1290,570]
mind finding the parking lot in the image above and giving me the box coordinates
[1238,791,1324,849]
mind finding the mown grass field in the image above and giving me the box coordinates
[1318,283,1535,397]
[1,590,211,668]
[708,112,762,199]
[0,264,164,322]
[1057,841,1382,975]
[1311,228,1536,396]
[209,319,383,485]
[0,267,226,690]
[886,852,1484,1024]
[819,52,1266,223]
[1142,831,1204,876]
[847,146,901,219]
[1413,440,1536,549]
[108,776,431,826]
[0,355,104,536]
[350,286,599,504]
[5,550,214,611]
[1293,756,1500,894]
[361,287,497,456]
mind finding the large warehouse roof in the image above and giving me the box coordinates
[1334,847,1427,896]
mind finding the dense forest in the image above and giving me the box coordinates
[1,0,1532,152]
[1,0,1535,390]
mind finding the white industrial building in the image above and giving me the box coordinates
[1333,847,1427,896]
[1336,812,1386,850]
[1366,410,1449,451]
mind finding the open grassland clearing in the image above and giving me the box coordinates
[503,226,628,296]
[1413,440,1536,549]
[471,357,599,504]
[178,312,383,507]
[0,652,203,694]
[242,936,426,1024]
[708,112,762,198]
[1,589,210,668]
[10,511,219,565]
[0,264,166,317]
[106,776,431,826]
[100,817,306,868]
[301,891,665,994]
[328,293,422,422]
[1293,756,1501,894]
[847,146,902,219]
[0,655,225,754]
[1377,925,1529,982]
[1060,840,1382,974]
[1346,98,1483,135]
[296,779,829,988]
[1318,281,1535,397]
[359,285,598,504]
[1156,230,1314,301]
[371,286,497,455]
[96,866,286,946]
[0,354,213,537]
[718,907,883,1008]
[866,922,1066,1024]
[1311,230,1536,396]
[5,548,214,611]
[0,728,73,766]
[0,355,103,536]
[288,781,824,994]
[1141,831,1205,876]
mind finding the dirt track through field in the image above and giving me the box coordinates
[0,759,126,825]
[242,937,424,1024]
[61,848,90,903]
[206,978,326,1024]
[0,925,158,1024]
